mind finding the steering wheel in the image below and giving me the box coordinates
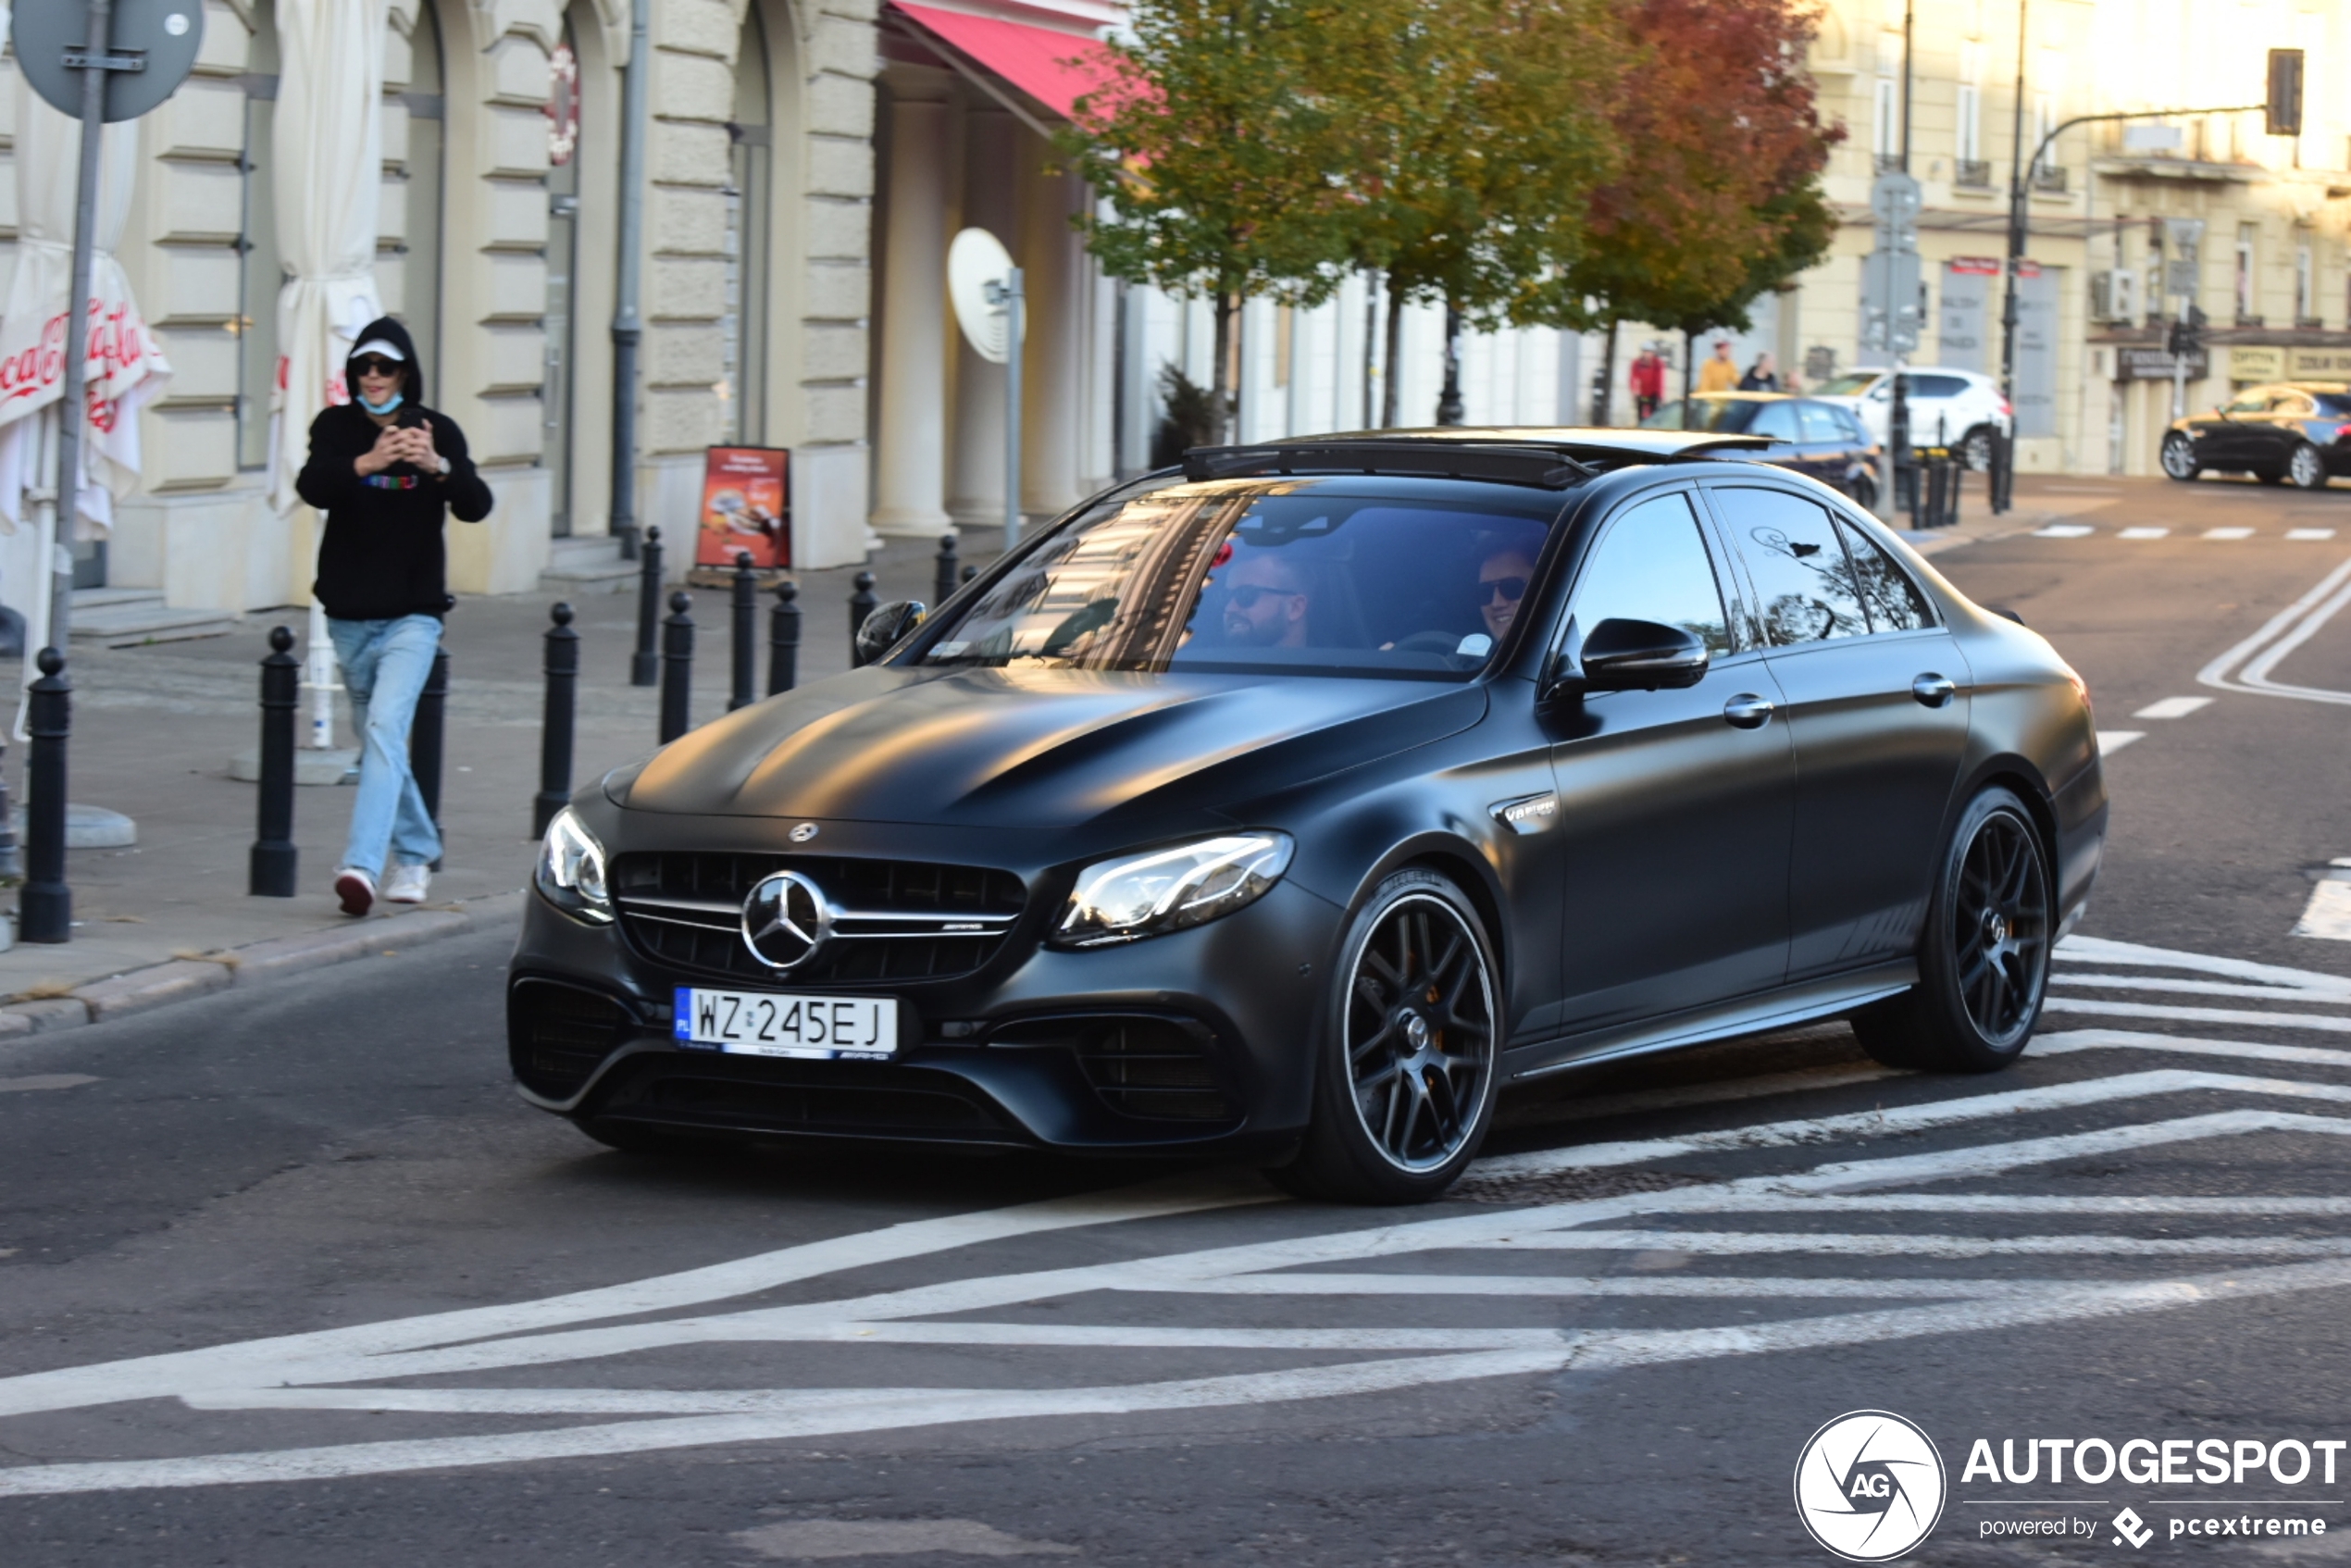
[1390,629,1465,654]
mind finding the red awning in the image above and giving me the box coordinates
[889,2,1116,122]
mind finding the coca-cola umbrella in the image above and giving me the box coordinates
[0,49,172,722]
[268,0,391,749]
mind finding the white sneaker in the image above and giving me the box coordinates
[384,863,431,904]
[334,867,377,917]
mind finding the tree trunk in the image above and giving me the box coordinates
[1210,289,1237,444]
[1380,276,1405,428]
[1681,329,1696,405]
[1592,318,1618,428]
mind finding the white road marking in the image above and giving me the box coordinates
[2097,730,2146,753]
[2055,933,2351,997]
[2035,1028,2351,1070]
[2133,695,2213,719]
[2040,997,2351,1034]
[2205,528,2257,540]
[1151,1275,2116,1300]
[2198,554,2351,706]
[2287,529,2339,541]
[2295,880,2351,942]
[2053,974,2351,1004]
[2034,525,2096,538]
[2120,527,2171,540]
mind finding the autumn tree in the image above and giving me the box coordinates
[1554,0,1841,421]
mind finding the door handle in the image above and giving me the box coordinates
[1723,693,1775,728]
[1912,673,1958,708]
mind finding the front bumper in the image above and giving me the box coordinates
[507,875,1342,1158]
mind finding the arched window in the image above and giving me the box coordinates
[723,8,772,442]
[386,0,446,375]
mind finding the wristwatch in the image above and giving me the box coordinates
[432,454,451,478]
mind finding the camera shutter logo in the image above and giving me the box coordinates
[1793,1411,1947,1562]
[741,871,833,970]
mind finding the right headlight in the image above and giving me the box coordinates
[1052,832,1295,948]
[535,806,614,926]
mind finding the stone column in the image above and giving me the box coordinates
[1020,143,1083,519]
[870,74,953,537]
[947,106,1015,528]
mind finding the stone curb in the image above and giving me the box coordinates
[0,891,523,1037]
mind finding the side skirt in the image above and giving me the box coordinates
[1501,960,1918,1084]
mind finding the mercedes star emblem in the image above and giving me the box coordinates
[741,870,833,970]
[790,822,820,843]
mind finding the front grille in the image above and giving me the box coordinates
[993,1014,1238,1123]
[599,1055,1020,1142]
[510,980,634,1098]
[612,852,1026,986]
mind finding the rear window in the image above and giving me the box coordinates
[1644,398,1763,433]
[1812,372,1883,398]
[1909,374,1972,399]
[918,480,1559,678]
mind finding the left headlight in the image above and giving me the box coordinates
[535,806,614,926]
[1052,832,1294,948]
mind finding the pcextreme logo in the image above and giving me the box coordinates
[1794,1410,1949,1562]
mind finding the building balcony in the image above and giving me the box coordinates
[1954,158,1994,189]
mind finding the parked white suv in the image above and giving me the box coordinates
[1810,367,2013,469]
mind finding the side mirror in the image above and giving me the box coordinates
[854,599,926,666]
[1551,617,1710,695]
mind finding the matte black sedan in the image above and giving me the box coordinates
[1643,392,1882,506]
[512,429,2107,1202]
[2161,381,2351,489]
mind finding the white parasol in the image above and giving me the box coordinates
[0,11,172,709]
[268,0,390,747]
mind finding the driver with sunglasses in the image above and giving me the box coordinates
[296,316,493,917]
[1478,546,1536,642]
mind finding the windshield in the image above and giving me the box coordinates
[1643,398,1763,433]
[1810,372,1884,398]
[916,479,1560,678]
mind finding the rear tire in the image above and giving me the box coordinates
[1277,869,1501,1204]
[2159,432,2201,481]
[1853,787,2053,1074]
[1960,425,1996,472]
[2289,441,2330,491]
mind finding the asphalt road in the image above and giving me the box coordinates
[4,474,2351,1566]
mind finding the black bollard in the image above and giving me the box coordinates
[410,649,449,827]
[630,524,664,687]
[250,626,300,897]
[19,647,70,942]
[934,533,960,605]
[534,603,578,839]
[848,570,877,666]
[729,551,758,711]
[961,564,977,585]
[659,591,694,743]
[767,579,801,695]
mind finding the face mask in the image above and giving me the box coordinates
[357,389,404,416]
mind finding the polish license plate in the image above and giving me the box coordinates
[672,988,899,1061]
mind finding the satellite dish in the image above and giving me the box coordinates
[948,228,1023,365]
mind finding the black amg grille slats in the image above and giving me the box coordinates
[611,852,1026,986]
[992,1014,1238,1124]
[511,981,632,1099]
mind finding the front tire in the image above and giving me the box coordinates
[1960,424,1996,472]
[2159,432,2201,481]
[2289,441,2330,490]
[1277,869,1501,1203]
[1853,787,2053,1074]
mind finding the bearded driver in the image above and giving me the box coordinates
[295,317,493,916]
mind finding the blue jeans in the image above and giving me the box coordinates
[328,614,444,878]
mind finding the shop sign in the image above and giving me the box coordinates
[2117,346,2209,380]
[696,446,792,570]
[2228,345,2286,382]
[2288,347,2351,380]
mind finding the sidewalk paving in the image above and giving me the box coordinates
[0,467,2108,1033]
[0,528,1001,1028]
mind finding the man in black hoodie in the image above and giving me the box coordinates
[295,317,493,915]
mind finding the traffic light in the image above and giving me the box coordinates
[2167,305,2207,359]
[2268,49,2305,137]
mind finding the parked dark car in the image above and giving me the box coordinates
[511,429,2106,1202]
[2161,381,2351,489]
[1643,392,1882,506]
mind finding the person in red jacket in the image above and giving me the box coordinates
[1628,346,1667,423]
[294,317,494,915]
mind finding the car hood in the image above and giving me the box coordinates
[612,666,1486,829]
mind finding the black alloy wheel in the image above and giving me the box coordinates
[1277,869,1500,1202]
[2159,431,2201,481]
[2289,441,2330,491]
[1854,787,2053,1073]
[1961,425,1996,472]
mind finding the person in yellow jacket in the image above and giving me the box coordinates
[1696,339,1740,394]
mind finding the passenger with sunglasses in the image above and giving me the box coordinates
[1219,551,1313,648]
[1478,546,1536,641]
[295,316,493,917]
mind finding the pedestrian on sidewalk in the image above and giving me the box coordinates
[1628,345,1666,423]
[295,317,493,916]
[1696,339,1739,394]
[1738,352,1781,392]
